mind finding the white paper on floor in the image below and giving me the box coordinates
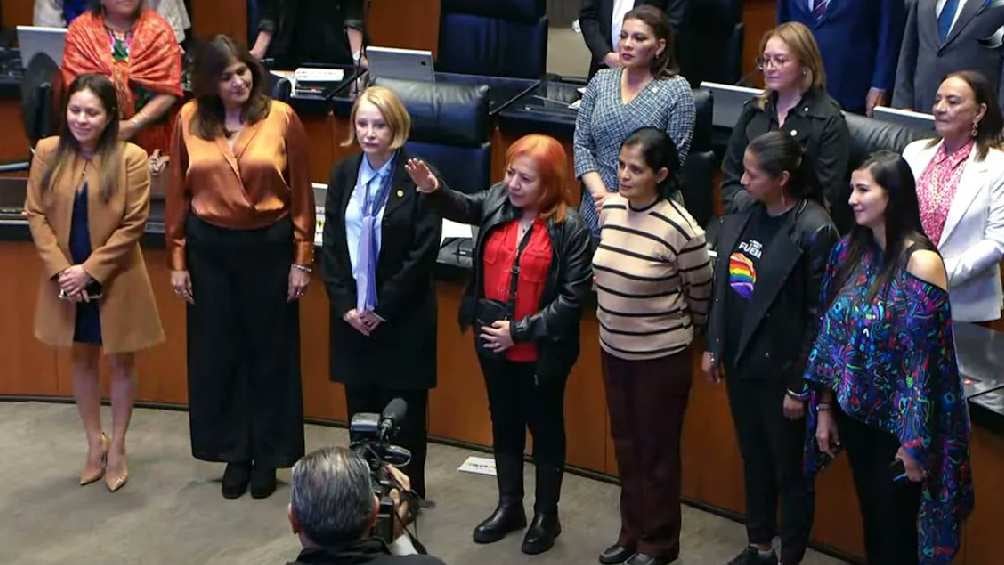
[458,456,496,476]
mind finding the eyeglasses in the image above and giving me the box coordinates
[755,55,792,70]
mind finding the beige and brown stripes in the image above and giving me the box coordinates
[593,195,714,361]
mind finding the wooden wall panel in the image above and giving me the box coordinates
[189,0,247,45]
[0,99,30,164]
[564,316,608,472]
[742,0,776,84]
[962,425,1004,565]
[134,249,188,405]
[1,0,33,29]
[367,0,441,57]
[428,281,493,446]
[0,242,60,395]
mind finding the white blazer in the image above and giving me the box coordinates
[903,139,1004,322]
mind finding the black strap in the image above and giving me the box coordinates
[505,224,534,315]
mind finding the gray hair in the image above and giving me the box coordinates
[290,447,375,546]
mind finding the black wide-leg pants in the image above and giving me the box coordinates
[185,215,305,469]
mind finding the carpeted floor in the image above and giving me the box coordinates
[0,402,847,565]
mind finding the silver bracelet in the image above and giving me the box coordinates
[292,264,312,274]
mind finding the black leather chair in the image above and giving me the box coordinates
[373,77,492,193]
[682,88,715,227]
[678,0,743,88]
[843,112,930,171]
[268,73,292,103]
[437,0,548,79]
[19,53,60,147]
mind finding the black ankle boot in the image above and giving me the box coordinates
[522,512,562,554]
[250,464,276,499]
[522,464,564,554]
[473,501,528,543]
[473,453,526,543]
[221,461,251,499]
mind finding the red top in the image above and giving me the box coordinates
[481,219,553,362]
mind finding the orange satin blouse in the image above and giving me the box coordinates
[166,100,315,271]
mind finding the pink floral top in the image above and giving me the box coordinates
[916,140,973,245]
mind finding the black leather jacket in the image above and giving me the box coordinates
[706,199,838,391]
[721,87,852,232]
[428,183,593,382]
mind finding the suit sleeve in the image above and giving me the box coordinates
[777,0,791,23]
[871,0,907,92]
[659,0,689,31]
[573,74,602,180]
[321,163,357,318]
[720,105,755,212]
[24,140,73,278]
[342,0,363,30]
[257,0,278,32]
[892,0,919,109]
[945,172,1004,286]
[83,147,151,284]
[373,192,442,322]
[579,0,612,62]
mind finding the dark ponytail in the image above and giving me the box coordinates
[746,130,821,202]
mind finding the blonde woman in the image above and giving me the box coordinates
[720,21,851,232]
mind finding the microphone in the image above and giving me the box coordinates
[379,398,408,440]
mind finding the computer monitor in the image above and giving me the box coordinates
[700,81,763,128]
[872,106,936,133]
[366,46,435,83]
[16,26,67,68]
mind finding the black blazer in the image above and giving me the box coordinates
[706,199,838,391]
[720,87,852,232]
[579,0,688,78]
[426,183,593,384]
[321,151,441,390]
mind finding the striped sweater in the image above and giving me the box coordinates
[593,194,713,360]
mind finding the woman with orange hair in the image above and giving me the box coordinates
[61,0,182,154]
[408,135,593,556]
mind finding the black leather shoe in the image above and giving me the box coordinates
[626,552,674,565]
[221,461,251,499]
[599,543,636,564]
[521,513,561,555]
[250,465,276,499]
[473,503,526,543]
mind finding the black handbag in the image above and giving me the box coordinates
[474,227,533,361]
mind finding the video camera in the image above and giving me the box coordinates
[349,398,414,544]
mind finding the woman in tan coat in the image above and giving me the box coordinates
[24,73,164,493]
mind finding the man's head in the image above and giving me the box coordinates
[289,447,377,547]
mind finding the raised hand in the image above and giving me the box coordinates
[405,158,440,193]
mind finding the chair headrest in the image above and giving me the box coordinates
[373,77,491,147]
[692,88,713,151]
[844,112,928,170]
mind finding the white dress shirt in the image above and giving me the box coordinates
[611,0,634,53]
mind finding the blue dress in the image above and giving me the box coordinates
[69,183,101,345]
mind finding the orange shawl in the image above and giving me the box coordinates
[61,9,182,153]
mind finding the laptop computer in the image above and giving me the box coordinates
[701,81,763,128]
[872,106,936,133]
[16,26,67,68]
[366,46,435,83]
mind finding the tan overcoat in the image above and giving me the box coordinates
[24,136,165,353]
